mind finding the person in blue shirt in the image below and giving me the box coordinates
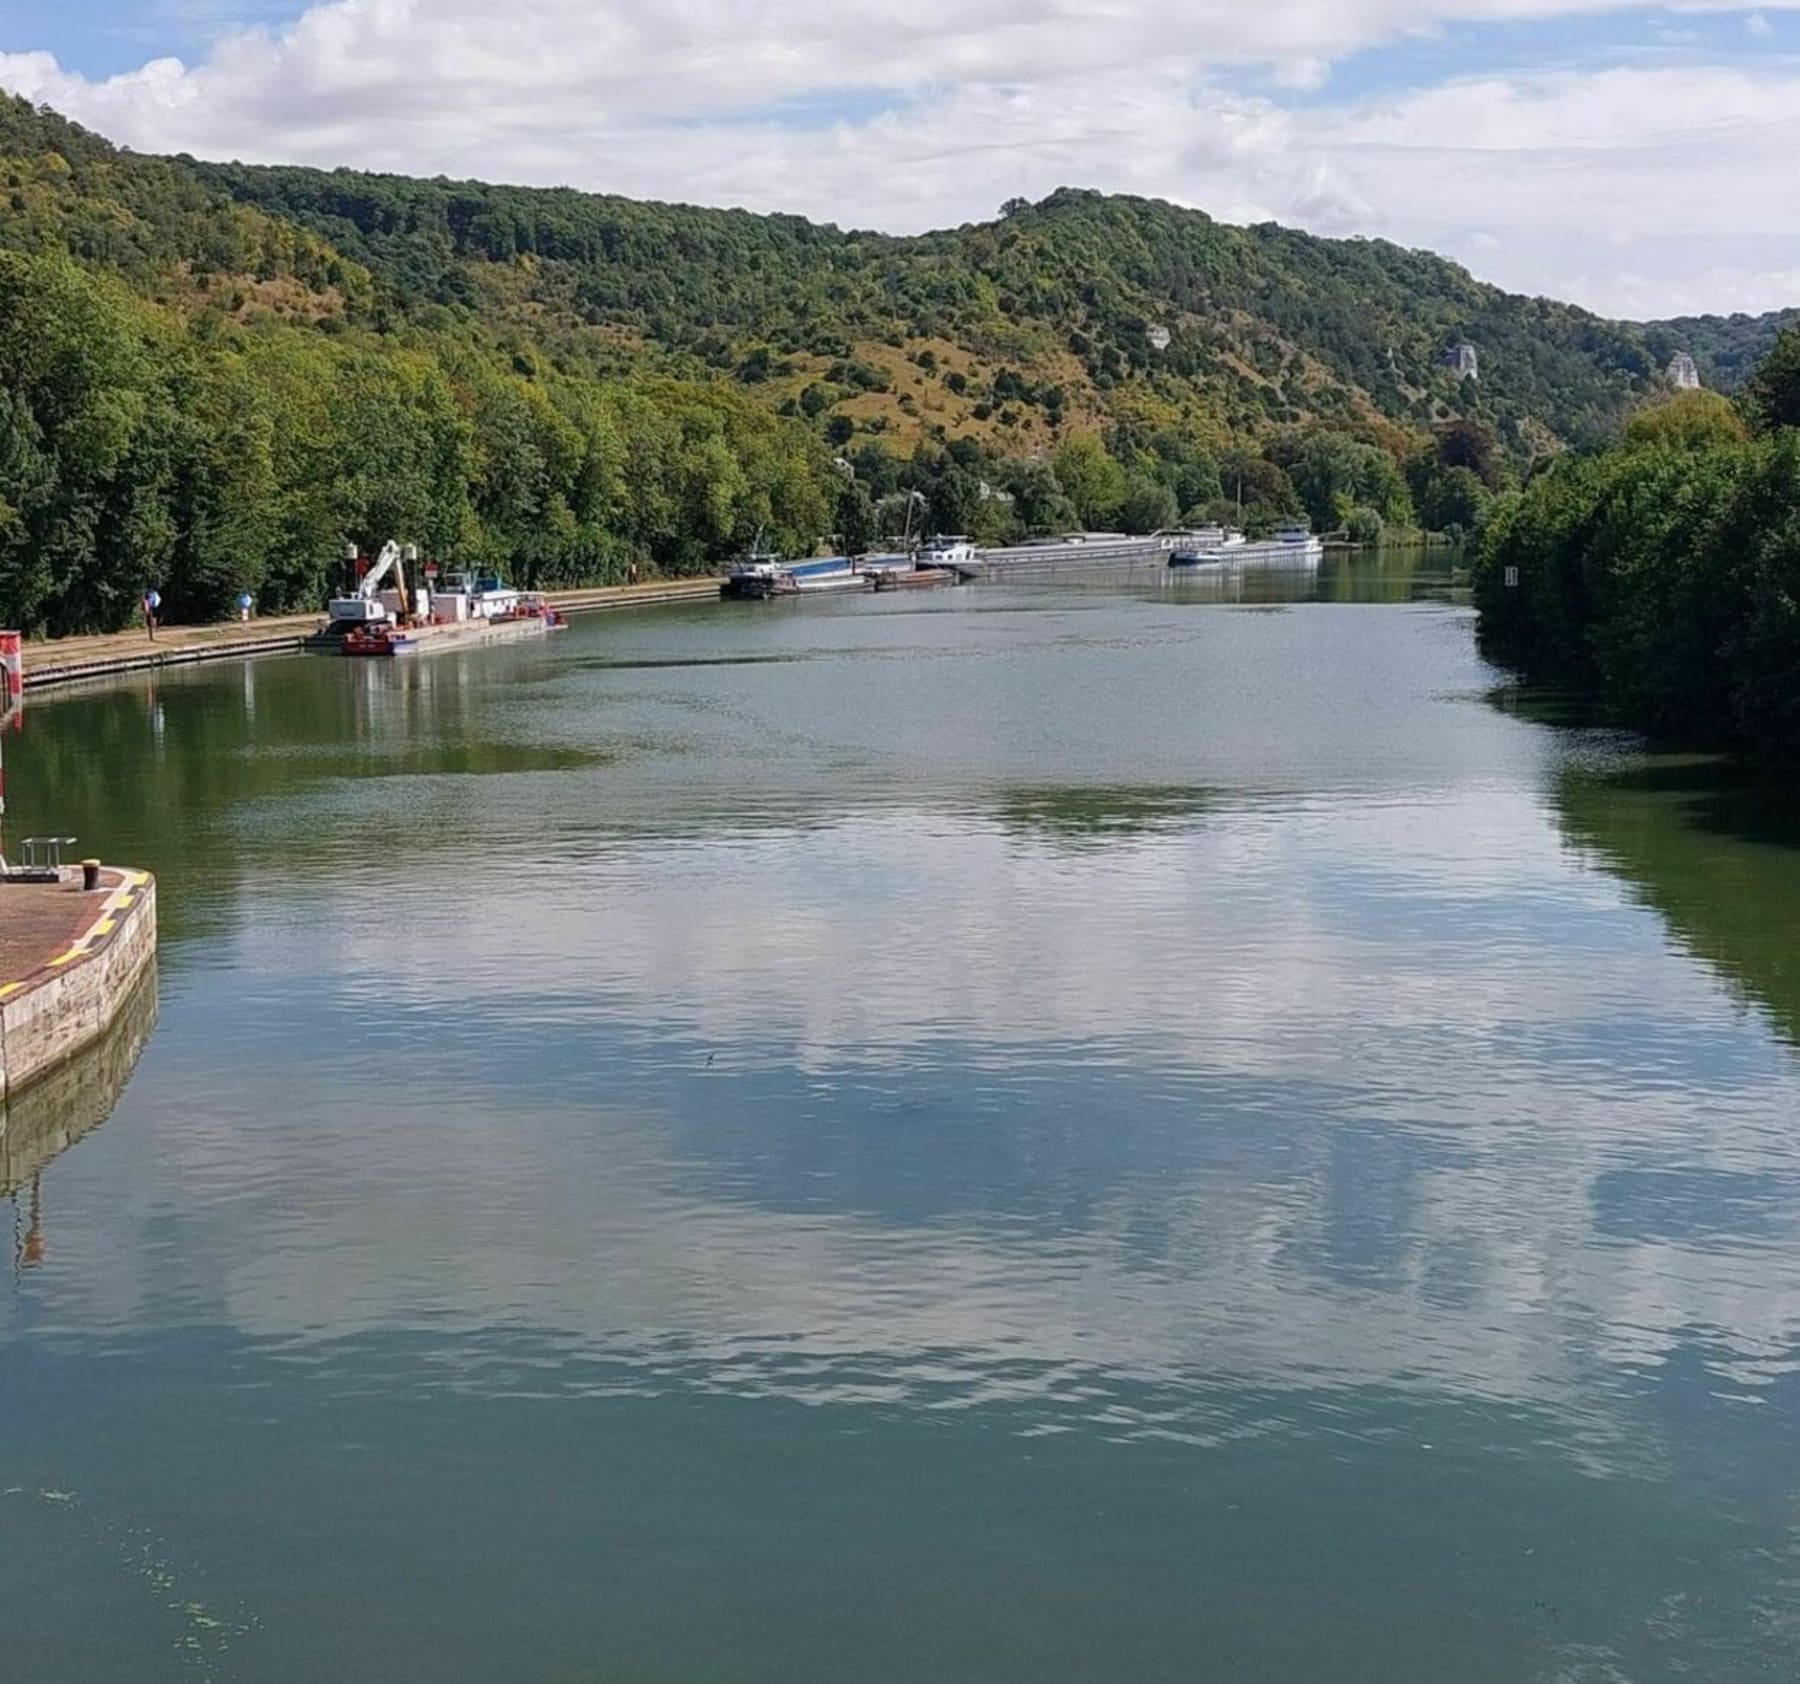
[237,590,253,623]
[142,587,161,640]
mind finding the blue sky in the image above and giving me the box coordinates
[9,0,308,79]
[1285,5,1791,100]
[3,1,1798,316]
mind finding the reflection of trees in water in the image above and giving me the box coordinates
[990,784,1216,847]
[1553,756,1800,1047]
[3,963,158,1240]
[11,653,582,947]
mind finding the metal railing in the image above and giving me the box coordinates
[20,837,78,870]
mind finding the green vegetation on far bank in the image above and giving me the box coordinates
[0,94,1792,636]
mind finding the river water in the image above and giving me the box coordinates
[4,553,1800,1682]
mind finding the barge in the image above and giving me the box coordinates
[1168,524,1322,569]
[724,536,973,600]
[722,552,870,600]
[327,544,565,654]
[1167,524,1248,568]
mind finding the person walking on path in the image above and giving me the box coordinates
[237,590,253,624]
[142,587,161,641]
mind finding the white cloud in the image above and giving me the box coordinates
[1295,65,1800,313]
[2,0,1800,315]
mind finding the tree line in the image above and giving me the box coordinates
[0,232,1516,636]
[1473,330,1800,761]
[0,247,832,634]
[5,93,1775,639]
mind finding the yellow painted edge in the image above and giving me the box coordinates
[116,892,134,907]
[0,982,21,999]
[93,917,116,935]
[48,949,82,967]
[131,871,150,887]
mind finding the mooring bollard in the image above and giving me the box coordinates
[82,858,101,891]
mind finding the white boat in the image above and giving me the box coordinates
[1241,524,1324,566]
[721,548,784,600]
[721,551,869,600]
[918,536,978,571]
[1167,525,1248,567]
[1168,523,1320,569]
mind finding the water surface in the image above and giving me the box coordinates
[5,554,1799,1682]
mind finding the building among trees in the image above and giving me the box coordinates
[1444,341,1480,380]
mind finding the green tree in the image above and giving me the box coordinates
[1623,389,1749,451]
[1434,419,1505,491]
[1053,434,1127,528]
[1119,475,1178,534]
[1001,458,1075,534]
[1744,324,1800,433]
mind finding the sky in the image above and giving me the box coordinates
[3,0,1799,319]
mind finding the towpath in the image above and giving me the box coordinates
[18,578,722,690]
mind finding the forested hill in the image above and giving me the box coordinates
[1642,307,1800,392]
[190,159,1734,454]
[0,93,1792,636]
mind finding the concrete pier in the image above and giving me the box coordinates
[0,867,158,1100]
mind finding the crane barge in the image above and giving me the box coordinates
[325,541,564,656]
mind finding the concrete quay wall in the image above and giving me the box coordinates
[0,871,158,1101]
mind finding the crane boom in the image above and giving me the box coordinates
[359,540,403,599]
[328,539,417,627]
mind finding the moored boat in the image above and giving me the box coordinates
[720,548,787,600]
[918,536,978,572]
[783,555,870,594]
[1167,523,1321,569]
[1239,523,1324,566]
[1167,525,1248,567]
[328,542,564,656]
[339,599,560,656]
[868,564,958,591]
[863,535,971,591]
[721,550,871,600]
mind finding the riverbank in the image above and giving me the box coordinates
[0,866,157,1100]
[1473,430,1800,762]
[19,578,724,691]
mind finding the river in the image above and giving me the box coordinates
[4,552,1799,1682]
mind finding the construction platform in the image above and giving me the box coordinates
[0,866,158,1099]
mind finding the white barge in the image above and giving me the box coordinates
[1168,524,1322,569]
